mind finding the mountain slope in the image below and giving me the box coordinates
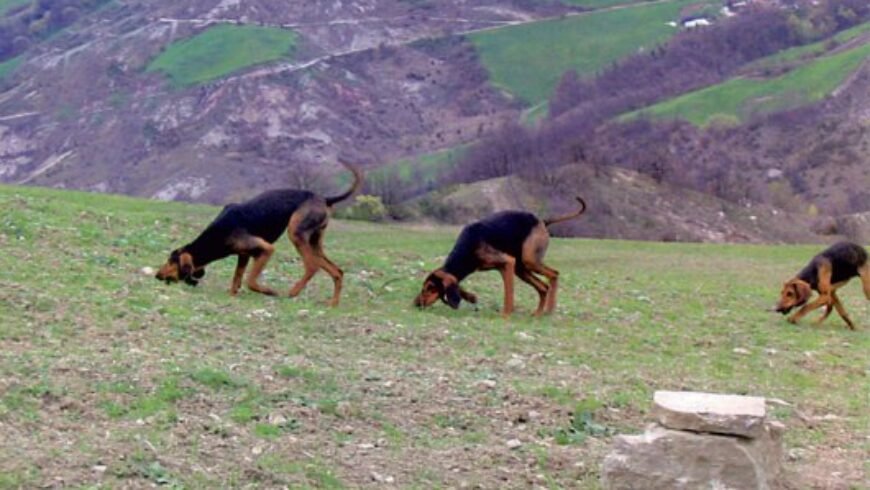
[0,0,714,204]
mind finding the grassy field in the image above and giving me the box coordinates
[747,21,870,71]
[559,0,652,8]
[0,184,867,488]
[146,24,298,87]
[0,0,28,15]
[468,0,699,104]
[624,40,870,126]
[0,55,22,81]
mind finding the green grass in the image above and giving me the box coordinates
[0,183,867,487]
[0,55,22,81]
[748,20,870,70]
[146,24,298,87]
[0,0,29,15]
[561,0,654,8]
[468,0,698,104]
[369,145,468,188]
[625,40,870,126]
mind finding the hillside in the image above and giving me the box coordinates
[417,166,824,243]
[624,31,870,125]
[0,0,715,203]
[1,184,868,488]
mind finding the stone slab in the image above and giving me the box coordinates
[602,422,784,490]
[652,390,766,438]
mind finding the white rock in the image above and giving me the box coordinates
[505,358,525,369]
[140,266,155,276]
[652,391,766,438]
[476,379,497,390]
[506,438,523,449]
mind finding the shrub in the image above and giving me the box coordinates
[335,195,387,222]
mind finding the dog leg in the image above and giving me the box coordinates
[459,287,478,304]
[829,291,855,330]
[287,235,320,299]
[521,224,558,314]
[788,296,828,324]
[517,269,548,316]
[244,238,277,296]
[792,262,833,325]
[524,262,559,314]
[814,304,833,325]
[230,255,250,296]
[859,263,870,300]
[499,256,516,318]
[315,253,344,307]
[309,229,343,307]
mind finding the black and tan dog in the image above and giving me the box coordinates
[155,162,362,306]
[413,197,587,317]
[775,241,870,329]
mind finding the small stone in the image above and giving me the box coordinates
[92,465,107,473]
[505,358,525,369]
[528,410,541,420]
[251,445,264,455]
[358,443,375,450]
[732,347,750,355]
[140,266,155,276]
[268,413,287,426]
[477,379,497,390]
[506,438,522,449]
[764,348,778,355]
[787,448,806,461]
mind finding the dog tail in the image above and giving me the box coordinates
[325,161,364,207]
[544,196,587,227]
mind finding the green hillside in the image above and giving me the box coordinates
[624,40,870,126]
[748,20,870,70]
[1,184,867,487]
[146,24,299,87]
[560,0,651,8]
[0,0,28,15]
[0,55,21,80]
[468,0,699,104]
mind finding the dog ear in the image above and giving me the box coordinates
[437,273,461,309]
[443,283,462,309]
[179,252,195,278]
[792,281,811,305]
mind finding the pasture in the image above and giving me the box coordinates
[0,185,867,488]
[468,0,700,104]
[146,24,299,87]
[0,55,21,81]
[624,39,870,126]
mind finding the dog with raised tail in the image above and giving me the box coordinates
[413,197,587,317]
[155,161,362,307]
